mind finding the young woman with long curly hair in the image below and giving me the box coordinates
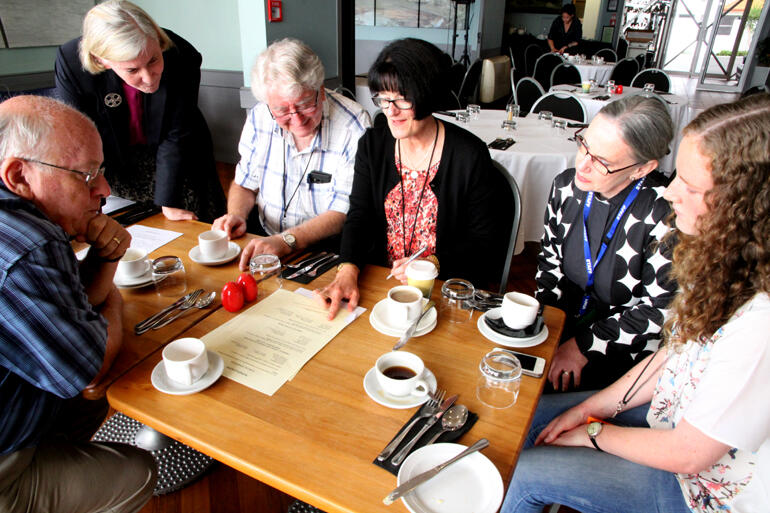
[501,94,770,513]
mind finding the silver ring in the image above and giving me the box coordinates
[562,370,571,376]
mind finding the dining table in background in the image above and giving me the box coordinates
[105,217,566,513]
[436,110,576,254]
[571,60,614,85]
[551,83,692,175]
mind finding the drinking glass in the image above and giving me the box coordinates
[606,80,616,94]
[440,278,475,323]
[537,110,553,122]
[477,349,522,409]
[249,254,282,299]
[152,256,187,297]
[505,103,520,120]
[456,111,470,123]
[643,82,655,93]
[467,104,481,120]
[552,118,567,135]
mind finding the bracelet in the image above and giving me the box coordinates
[336,262,357,273]
[424,254,440,274]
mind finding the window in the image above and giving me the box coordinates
[355,0,467,29]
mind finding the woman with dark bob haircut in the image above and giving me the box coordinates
[315,38,513,319]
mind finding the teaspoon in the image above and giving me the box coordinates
[425,404,469,445]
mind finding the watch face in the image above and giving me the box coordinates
[587,422,602,437]
[283,233,296,248]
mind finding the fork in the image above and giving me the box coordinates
[304,254,340,278]
[134,289,203,335]
[284,251,328,269]
[140,290,204,333]
[377,389,446,461]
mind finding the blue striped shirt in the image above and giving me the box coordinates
[0,187,107,454]
[235,89,370,234]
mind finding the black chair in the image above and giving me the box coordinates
[635,53,646,71]
[594,48,617,63]
[509,68,518,106]
[616,37,629,59]
[524,43,545,76]
[631,68,672,92]
[457,59,483,107]
[491,161,522,294]
[515,77,545,115]
[609,57,640,86]
[550,63,582,88]
[449,62,467,97]
[530,92,587,122]
[533,53,564,89]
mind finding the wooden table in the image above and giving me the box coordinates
[106,219,565,513]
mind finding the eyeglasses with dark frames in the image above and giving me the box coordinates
[268,90,320,121]
[371,96,414,110]
[573,128,643,175]
[22,158,105,187]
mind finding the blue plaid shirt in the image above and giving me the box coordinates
[0,187,107,454]
[235,89,370,235]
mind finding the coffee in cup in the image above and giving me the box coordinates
[406,260,438,298]
[162,338,209,386]
[375,351,429,397]
[117,248,149,279]
[198,229,228,260]
[386,285,423,326]
[501,292,539,329]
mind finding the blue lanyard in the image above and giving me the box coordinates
[578,178,645,316]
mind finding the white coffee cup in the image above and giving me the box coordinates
[501,292,540,329]
[198,229,228,260]
[375,351,429,397]
[162,338,209,386]
[386,285,423,326]
[117,248,149,278]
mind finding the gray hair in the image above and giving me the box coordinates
[597,95,673,162]
[250,38,324,102]
[0,95,96,162]
[79,0,173,74]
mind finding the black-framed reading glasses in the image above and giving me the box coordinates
[573,127,644,175]
[21,158,105,187]
[371,96,414,110]
[268,90,320,121]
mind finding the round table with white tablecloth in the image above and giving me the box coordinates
[435,110,576,253]
[551,84,693,175]
[572,61,614,85]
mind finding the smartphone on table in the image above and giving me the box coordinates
[493,347,546,378]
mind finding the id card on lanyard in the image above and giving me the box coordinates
[578,178,645,316]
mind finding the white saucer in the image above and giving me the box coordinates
[151,351,224,395]
[363,367,437,409]
[114,269,153,289]
[397,443,503,513]
[188,242,241,266]
[477,307,549,348]
[369,298,437,338]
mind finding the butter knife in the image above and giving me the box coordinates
[286,253,337,279]
[383,438,490,505]
[134,289,203,334]
[393,300,435,351]
[391,394,457,466]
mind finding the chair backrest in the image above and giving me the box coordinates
[458,59,483,107]
[616,37,629,59]
[509,68,518,106]
[479,55,512,103]
[594,48,617,63]
[530,92,587,122]
[609,57,640,86]
[515,77,545,115]
[630,68,671,92]
[524,44,545,76]
[449,62,467,96]
[635,53,646,71]
[490,160,522,294]
[533,53,564,89]
[550,63,582,88]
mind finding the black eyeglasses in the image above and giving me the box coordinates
[22,158,105,187]
[371,95,413,110]
[574,128,643,175]
[268,90,320,121]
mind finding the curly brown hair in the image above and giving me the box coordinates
[665,94,770,345]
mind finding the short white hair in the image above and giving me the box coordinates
[250,38,324,102]
[79,0,173,74]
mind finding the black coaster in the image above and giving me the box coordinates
[281,254,339,285]
[373,408,478,475]
[485,314,545,338]
[92,412,214,495]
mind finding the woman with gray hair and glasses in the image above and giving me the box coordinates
[537,95,677,392]
[55,0,225,222]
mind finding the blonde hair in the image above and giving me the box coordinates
[664,94,770,345]
[250,38,324,102]
[79,0,173,74]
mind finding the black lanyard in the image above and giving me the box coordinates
[281,129,319,227]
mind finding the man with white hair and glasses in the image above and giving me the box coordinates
[0,95,156,513]
[214,38,370,269]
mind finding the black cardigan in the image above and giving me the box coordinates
[54,30,224,219]
[340,121,513,287]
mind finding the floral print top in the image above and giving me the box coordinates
[646,293,770,512]
[384,157,439,264]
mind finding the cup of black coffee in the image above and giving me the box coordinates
[375,351,429,397]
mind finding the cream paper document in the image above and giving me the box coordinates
[202,288,364,396]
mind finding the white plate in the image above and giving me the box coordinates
[369,298,437,338]
[363,367,437,409]
[151,351,224,395]
[114,269,153,289]
[477,307,549,348]
[188,242,241,266]
[397,443,503,513]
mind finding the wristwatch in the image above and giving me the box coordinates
[281,232,297,250]
[586,421,604,452]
